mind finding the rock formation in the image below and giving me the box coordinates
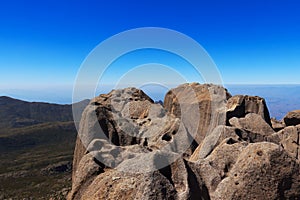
[267,125,300,160]
[164,83,231,144]
[271,117,286,132]
[284,110,300,126]
[68,83,300,200]
[226,95,271,125]
[229,113,275,142]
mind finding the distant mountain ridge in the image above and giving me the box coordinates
[0,96,89,199]
[0,96,89,130]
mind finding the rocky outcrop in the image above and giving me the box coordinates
[267,125,300,160]
[271,117,285,131]
[284,110,300,126]
[212,142,300,199]
[229,113,275,142]
[226,95,271,125]
[189,140,300,199]
[72,88,158,178]
[69,87,196,199]
[164,83,230,144]
[80,169,177,200]
[69,83,300,200]
[190,125,250,161]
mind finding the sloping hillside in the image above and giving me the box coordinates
[0,97,89,199]
[0,96,89,130]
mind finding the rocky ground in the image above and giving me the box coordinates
[69,83,300,200]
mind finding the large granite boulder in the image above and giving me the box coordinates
[164,83,231,145]
[189,140,300,199]
[226,95,271,125]
[212,142,300,199]
[283,110,300,126]
[79,169,176,200]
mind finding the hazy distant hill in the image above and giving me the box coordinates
[0,96,89,199]
[0,96,89,130]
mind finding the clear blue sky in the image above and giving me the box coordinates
[0,0,300,102]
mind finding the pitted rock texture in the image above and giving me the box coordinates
[212,142,300,199]
[69,83,300,200]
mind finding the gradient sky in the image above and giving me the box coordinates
[1,0,300,102]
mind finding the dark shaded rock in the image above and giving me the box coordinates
[0,170,29,179]
[155,100,163,105]
[41,161,72,175]
[226,95,271,125]
[283,110,300,126]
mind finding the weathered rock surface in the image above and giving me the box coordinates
[191,138,249,196]
[267,125,300,160]
[271,117,286,131]
[190,125,250,161]
[70,87,197,199]
[189,141,300,199]
[80,169,176,200]
[229,113,275,142]
[72,88,175,178]
[212,142,300,199]
[226,95,271,125]
[284,110,300,126]
[69,153,103,199]
[164,83,231,144]
[69,84,300,200]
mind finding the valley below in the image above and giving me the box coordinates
[0,97,88,199]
